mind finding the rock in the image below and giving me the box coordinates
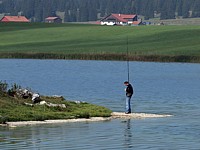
[52,95,63,98]
[24,100,66,108]
[24,102,34,107]
[32,93,41,103]
[74,100,86,104]
[15,88,32,99]
[45,102,66,108]
[39,101,47,105]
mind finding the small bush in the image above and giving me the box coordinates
[0,81,8,93]
[0,115,8,124]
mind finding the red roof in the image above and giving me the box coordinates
[113,14,136,19]
[0,16,29,22]
[111,14,127,22]
[102,13,137,23]
[45,17,60,21]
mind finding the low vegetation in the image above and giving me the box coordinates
[0,22,200,63]
[0,81,112,123]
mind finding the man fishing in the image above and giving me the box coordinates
[124,81,133,114]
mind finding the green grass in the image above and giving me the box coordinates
[0,22,200,62]
[0,92,112,123]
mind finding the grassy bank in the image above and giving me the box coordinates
[0,92,112,123]
[0,23,200,62]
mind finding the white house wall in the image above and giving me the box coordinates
[128,21,133,24]
[101,21,127,26]
[101,21,116,25]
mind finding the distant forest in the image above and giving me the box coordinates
[0,0,200,22]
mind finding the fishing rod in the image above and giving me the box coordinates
[126,36,130,82]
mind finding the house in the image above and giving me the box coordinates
[100,13,142,26]
[0,16,29,22]
[45,17,62,23]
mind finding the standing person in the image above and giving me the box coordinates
[124,81,133,114]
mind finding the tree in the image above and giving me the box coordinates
[192,0,200,17]
[160,0,176,19]
[182,0,191,18]
[176,0,183,16]
[21,0,35,19]
[34,0,43,22]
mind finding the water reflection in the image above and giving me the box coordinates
[123,119,133,149]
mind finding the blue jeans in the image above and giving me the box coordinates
[125,96,131,113]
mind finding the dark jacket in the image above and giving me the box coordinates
[126,84,133,97]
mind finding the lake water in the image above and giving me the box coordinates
[0,59,200,150]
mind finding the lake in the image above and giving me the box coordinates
[0,59,200,150]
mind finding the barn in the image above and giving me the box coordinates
[45,17,62,23]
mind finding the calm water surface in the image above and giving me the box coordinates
[0,59,200,150]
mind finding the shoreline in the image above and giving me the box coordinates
[0,53,199,63]
[1,117,112,128]
[0,112,173,127]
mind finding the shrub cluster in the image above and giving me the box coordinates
[0,81,8,93]
[0,81,24,97]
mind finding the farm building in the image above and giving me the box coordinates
[100,13,142,26]
[0,16,29,22]
[45,17,62,23]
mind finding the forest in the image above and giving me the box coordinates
[0,0,200,22]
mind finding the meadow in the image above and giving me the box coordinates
[0,22,200,62]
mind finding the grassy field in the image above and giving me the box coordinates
[0,92,112,123]
[0,22,200,62]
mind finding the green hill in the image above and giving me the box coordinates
[0,23,200,62]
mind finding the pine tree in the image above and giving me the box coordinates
[192,0,200,17]
[160,0,176,19]
[182,0,191,18]
[34,0,43,22]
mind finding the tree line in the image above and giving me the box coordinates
[0,0,200,22]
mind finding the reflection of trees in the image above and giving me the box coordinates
[123,119,133,149]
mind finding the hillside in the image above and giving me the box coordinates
[0,23,200,62]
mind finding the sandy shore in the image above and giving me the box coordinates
[0,112,172,127]
[2,117,111,127]
[111,112,172,119]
